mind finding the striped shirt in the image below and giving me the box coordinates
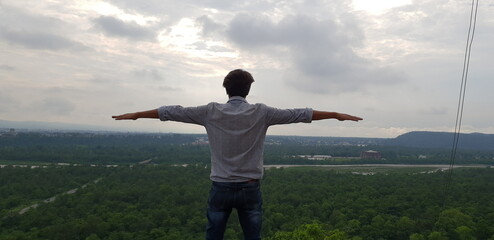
[158,96,313,182]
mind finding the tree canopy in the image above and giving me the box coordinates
[1,165,494,240]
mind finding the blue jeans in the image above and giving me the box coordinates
[206,181,262,240]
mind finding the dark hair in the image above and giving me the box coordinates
[223,69,255,98]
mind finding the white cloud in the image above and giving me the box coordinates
[352,0,411,15]
[92,15,156,41]
[226,13,405,94]
[0,90,16,113]
[196,15,224,38]
[0,28,88,50]
[36,97,76,116]
[0,64,15,71]
[0,4,88,51]
[131,68,165,81]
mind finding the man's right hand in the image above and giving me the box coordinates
[312,110,362,121]
[112,113,139,120]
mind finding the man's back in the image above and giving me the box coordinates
[158,96,313,182]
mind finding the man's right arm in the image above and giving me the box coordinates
[312,110,362,122]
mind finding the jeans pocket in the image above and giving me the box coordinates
[242,187,262,210]
[208,188,232,211]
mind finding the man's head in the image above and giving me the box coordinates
[223,69,255,98]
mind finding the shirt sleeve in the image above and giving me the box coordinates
[158,104,209,126]
[265,106,313,126]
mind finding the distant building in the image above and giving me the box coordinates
[297,155,332,160]
[360,150,382,159]
[1,128,17,136]
[192,137,209,145]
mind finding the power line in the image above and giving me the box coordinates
[443,0,479,205]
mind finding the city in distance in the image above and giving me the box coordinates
[1,127,494,166]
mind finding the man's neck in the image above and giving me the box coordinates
[228,96,247,102]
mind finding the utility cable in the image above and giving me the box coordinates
[443,0,479,207]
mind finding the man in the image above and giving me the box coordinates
[112,69,362,240]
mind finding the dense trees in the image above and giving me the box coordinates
[1,165,494,239]
[0,132,208,164]
[0,166,110,217]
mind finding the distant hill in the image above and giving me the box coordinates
[2,119,493,151]
[0,120,103,130]
[386,131,494,150]
[0,119,121,132]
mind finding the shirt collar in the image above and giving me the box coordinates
[227,96,248,103]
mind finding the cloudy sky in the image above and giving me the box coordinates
[0,0,492,138]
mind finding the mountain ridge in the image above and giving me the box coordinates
[386,131,494,150]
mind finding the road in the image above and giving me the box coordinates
[263,164,492,169]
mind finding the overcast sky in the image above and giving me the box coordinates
[0,0,492,138]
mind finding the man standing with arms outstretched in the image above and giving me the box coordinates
[112,69,362,240]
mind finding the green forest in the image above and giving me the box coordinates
[1,165,494,240]
[1,131,494,239]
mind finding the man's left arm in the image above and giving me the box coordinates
[112,109,159,120]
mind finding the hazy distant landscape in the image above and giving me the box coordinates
[1,127,494,166]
